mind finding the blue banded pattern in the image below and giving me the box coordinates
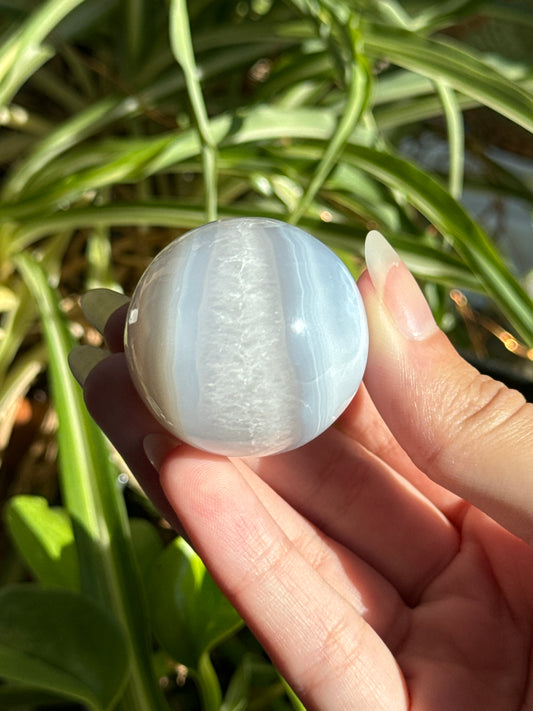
[125,218,368,456]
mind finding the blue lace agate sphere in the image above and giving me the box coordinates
[125,217,368,457]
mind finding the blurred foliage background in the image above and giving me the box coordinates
[0,0,532,709]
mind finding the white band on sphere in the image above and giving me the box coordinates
[125,217,368,457]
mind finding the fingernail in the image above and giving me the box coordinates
[80,289,130,335]
[365,230,438,341]
[68,345,108,387]
[143,433,182,471]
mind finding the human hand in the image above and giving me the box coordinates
[69,231,533,711]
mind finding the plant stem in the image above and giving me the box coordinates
[193,653,222,711]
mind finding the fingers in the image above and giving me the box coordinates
[160,449,408,711]
[71,288,460,602]
[230,457,407,642]
[246,427,459,603]
[82,353,181,529]
[69,290,181,528]
[73,293,412,644]
[336,384,463,517]
[361,231,533,545]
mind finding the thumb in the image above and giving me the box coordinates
[360,231,533,545]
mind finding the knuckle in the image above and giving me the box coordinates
[304,610,367,692]
[425,366,530,473]
[231,531,291,596]
[451,373,526,442]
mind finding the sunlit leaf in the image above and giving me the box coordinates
[343,144,533,342]
[4,496,79,590]
[0,0,87,107]
[14,254,169,711]
[364,23,533,133]
[147,537,243,669]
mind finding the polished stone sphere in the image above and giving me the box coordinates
[125,217,368,457]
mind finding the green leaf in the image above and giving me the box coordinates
[1,96,127,201]
[409,0,486,33]
[2,34,295,200]
[0,585,130,711]
[169,0,217,220]
[222,654,271,711]
[0,682,73,709]
[434,81,464,199]
[129,518,164,581]
[169,0,211,146]
[120,0,152,75]
[222,655,254,711]
[0,343,45,451]
[0,0,87,108]
[364,23,533,133]
[14,253,119,599]
[342,144,533,343]
[147,537,243,669]
[222,654,297,711]
[283,678,306,710]
[290,23,373,223]
[0,106,365,222]
[4,495,79,590]
[14,254,169,711]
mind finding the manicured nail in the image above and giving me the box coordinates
[80,289,130,335]
[143,433,182,471]
[68,345,108,387]
[365,230,438,341]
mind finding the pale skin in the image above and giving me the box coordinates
[71,235,533,711]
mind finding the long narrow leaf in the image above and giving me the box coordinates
[364,23,533,133]
[169,0,217,220]
[290,25,372,223]
[343,144,533,342]
[0,108,342,221]
[10,200,483,292]
[0,0,87,107]
[2,97,128,201]
[0,344,45,451]
[434,81,464,199]
[7,98,532,341]
[14,253,169,711]
[4,38,295,200]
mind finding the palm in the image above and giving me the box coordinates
[233,392,533,711]
[392,509,533,710]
